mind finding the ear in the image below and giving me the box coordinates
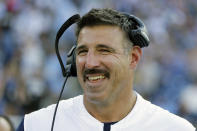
[129,46,142,69]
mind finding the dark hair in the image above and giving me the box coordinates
[0,115,14,131]
[76,8,136,48]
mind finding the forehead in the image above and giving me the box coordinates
[77,25,126,47]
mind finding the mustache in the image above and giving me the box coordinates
[83,68,110,81]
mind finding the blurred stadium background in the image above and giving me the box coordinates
[0,0,197,129]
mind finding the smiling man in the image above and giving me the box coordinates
[17,8,196,131]
[76,24,138,123]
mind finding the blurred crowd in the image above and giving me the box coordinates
[0,0,197,129]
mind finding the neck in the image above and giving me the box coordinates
[83,90,137,123]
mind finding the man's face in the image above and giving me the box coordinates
[76,25,134,105]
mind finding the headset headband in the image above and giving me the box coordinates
[55,14,80,77]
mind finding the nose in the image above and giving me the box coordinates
[85,51,100,69]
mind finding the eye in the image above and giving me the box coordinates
[99,49,110,52]
[77,49,88,56]
[98,48,112,54]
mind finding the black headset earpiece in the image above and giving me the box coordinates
[55,14,80,77]
[123,13,150,48]
[65,45,77,76]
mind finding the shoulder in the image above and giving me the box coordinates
[142,97,195,130]
[25,95,82,119]
[24,95,83,131]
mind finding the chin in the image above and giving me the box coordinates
[84,93,110,106]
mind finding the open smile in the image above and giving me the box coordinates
[85,74,107,87]
[87,75,105,81]
[83,68,110,82]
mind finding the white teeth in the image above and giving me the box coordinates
[88,75,105,81]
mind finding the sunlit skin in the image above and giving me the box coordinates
[76,25,142,122]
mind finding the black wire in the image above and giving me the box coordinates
[51,73,69,131]
[51,14,80,131]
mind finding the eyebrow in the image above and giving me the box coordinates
[76,44,116,52]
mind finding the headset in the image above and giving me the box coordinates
[51,12,150,131]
